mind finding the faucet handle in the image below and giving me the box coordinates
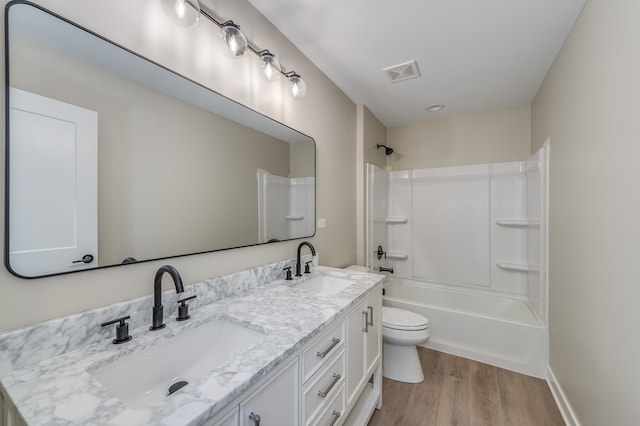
[101,315,132,344]
[283,266,293,280]
[176,295,197,321]
[304,261,312,274]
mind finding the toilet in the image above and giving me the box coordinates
[381,306,430,383]
[345,266,430,383]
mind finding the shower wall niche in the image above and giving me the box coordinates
[367,145,548,323]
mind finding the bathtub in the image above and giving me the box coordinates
[383,278,548,378]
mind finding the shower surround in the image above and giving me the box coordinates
[367,145,549,377]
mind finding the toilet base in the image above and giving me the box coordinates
[383,342,425,383]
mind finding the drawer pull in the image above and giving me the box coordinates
[362,311,369,332]
[317,373,341,398]
[329,410,342,426]
[367,305,374,326]
[316,338,340,358]
[249,412,261,426]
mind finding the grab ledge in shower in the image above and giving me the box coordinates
[386,253,408,260]
[496,262,539,272]
[385,217,409,224]
[496,219,540,228]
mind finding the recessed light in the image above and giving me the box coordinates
[426,104,445,112]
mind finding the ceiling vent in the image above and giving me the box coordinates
[383,60,421,83]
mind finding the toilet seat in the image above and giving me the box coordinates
[382,306,429,331]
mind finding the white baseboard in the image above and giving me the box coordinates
[546,366,581,426]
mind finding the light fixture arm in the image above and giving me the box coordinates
[199,9,225,28]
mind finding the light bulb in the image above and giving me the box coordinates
[175,0,185,19]
[161,0,200,28]
[258,52,281,82]
[229,36,239,54]
[265,65,274,80]
[288,74,306,99]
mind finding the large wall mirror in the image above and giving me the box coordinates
[5,1,316,278]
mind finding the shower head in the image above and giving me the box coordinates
[377,144,394,156]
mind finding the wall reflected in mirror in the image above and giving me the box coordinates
[5,2,315,278]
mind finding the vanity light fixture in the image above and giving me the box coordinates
[161,0,306,98]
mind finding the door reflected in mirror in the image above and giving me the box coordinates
[5,2,315,278]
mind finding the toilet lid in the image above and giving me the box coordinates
[382,306,429,331]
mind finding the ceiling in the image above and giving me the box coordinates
[247,0,586,127]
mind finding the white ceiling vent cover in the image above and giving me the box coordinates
[383,60,421,83]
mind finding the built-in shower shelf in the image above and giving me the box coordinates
[286,215,304,221]
[385,217,408,224]
[496,263,539,272]
[496,219,540,228]
[386,252,408,260]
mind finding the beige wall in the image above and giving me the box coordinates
[532,0,640,424]
[0,0,356,332]
[387,105,531,170]
[289,140,315,178]
[356,105,386,265]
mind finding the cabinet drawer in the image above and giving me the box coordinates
[240,359,298,426]
[303,350,346,423]
[311,385,345,426]
[302,320,345,382]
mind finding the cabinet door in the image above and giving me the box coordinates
[346,302,366,405]
[240,359,298,426]
[365,291,382,373]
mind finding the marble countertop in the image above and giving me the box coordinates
[0,266,383,426]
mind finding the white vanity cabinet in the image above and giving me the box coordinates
[205,287,382,426]
[301,349,346,425]
[0,262,385,426]
[346,291,382,409]
[300,320,346,425]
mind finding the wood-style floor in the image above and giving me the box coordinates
[368,348,564,426]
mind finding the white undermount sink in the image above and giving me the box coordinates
[90,319,264,409]
[295,274,356,295]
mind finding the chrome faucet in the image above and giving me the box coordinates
[150,265,184,330]
[296,241,316,277]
